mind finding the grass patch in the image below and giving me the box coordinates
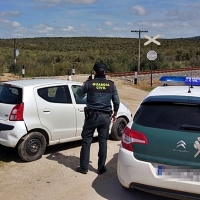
[140,86,156,92]
[133,84,157,92]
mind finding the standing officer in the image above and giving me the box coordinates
[76,62,120,175]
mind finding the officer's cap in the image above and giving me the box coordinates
[93,63,106,72]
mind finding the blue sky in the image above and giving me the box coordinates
[1,0,200,39]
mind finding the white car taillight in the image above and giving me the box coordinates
[9,103,24,121]
[122,126,148,152]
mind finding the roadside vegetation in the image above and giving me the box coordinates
[0,37,200,77]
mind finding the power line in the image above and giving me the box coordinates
[131,30,148,72]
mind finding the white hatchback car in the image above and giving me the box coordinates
[0,78,132,162]
[117,81,200,199]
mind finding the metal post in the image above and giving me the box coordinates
[14,38,16,75]
[150,41,153,87]
[134,71,137,85]
[72,64,75,75]
[68,68,71,81]
[22,65,25,78]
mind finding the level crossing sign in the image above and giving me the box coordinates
[144,34,160,87]
[144,34,161,46]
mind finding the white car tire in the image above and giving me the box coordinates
[110,118,127,141]
[17,132,47,162]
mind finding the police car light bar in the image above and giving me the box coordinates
[159,76,200,86]
[159,76,186,85]
[185,77,200,86]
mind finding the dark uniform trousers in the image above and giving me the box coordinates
[80,111,111,171]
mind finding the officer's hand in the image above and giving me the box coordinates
[112,115,117,122]
[87,75,92,80]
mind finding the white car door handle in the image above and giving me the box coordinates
[78,109,84,112]
[43,109,50,113]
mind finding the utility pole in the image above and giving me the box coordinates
[131,30,148,72]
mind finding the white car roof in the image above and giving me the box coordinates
[1,78,82,87]
[147,85,200,98]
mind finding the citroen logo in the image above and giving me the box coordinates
[173,140,189,153]
[176,140,186,149]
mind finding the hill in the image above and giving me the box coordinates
[0,37,200,77]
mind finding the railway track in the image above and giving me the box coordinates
[106,67,200,77]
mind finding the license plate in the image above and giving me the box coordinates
[157,165,200,181]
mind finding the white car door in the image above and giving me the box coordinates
[70,84,86,137]
[70,84,100,137]
[35,85,77,142]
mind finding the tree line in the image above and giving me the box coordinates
[0,37,200,77]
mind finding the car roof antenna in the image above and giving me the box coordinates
[188,66,193,93]
[188,86,191,93]
[190,67,193,89]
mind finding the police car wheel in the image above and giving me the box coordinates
[110,118,127,141]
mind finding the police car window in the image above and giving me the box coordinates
[38,85,72,104]
[134,103,200,131]
[71,85,87,104]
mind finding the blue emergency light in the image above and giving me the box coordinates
[159,76,200,86]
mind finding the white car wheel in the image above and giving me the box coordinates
[17,132,46,162]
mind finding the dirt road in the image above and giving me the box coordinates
[0,75,170,200]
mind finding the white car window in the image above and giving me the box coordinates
[71,85,87,104]
[38,85,72,104]
[0,84,22,104]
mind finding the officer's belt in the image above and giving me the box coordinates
[93,110,110,115]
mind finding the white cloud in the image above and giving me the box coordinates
[104,21,114,26]
[0,12,7,17]
[126,22,134,26]
[152,23,164,28]
[1,19,11,24]
[138,21,148,26]
[192,3,200,9]
[113,27,127,31]
[35,0,61,2]
[105,33,115,37]
[65,0,96,4]
[2,19,23,29]
[165,9,200,20]
[0,11,20,18]
[181,22,189,28]
[46,27,54,31]
[138,21,164,28]
[13,33,24,37]
[12,21,21,27]
[1,19,28,37]
[34,23,54,33]
[132,5,146,16]
[61,26,74,31]
[35,0,96,4]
